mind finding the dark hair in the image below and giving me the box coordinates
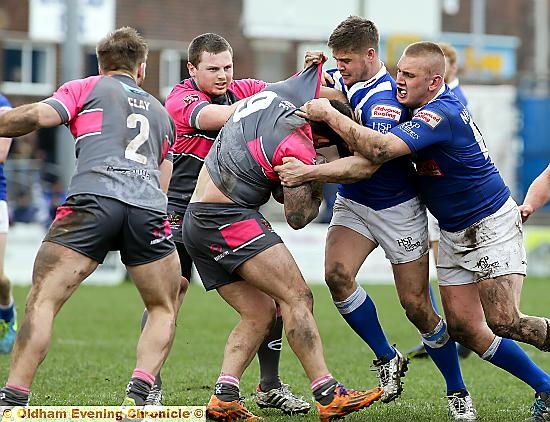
[309,100,353,155]
[96,27,148,73]
[188,33,233,67]
[328,16,379,53]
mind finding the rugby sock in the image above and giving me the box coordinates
[0,385,29,406]
[257,306,283,392]
[334,286,395,360]
[214,373,240,402]
[311,374,338,405]
[483,337,550,393]
[422,319,466,393]
[0,298,14,322]
[140,310,162,388]
[126,369,154,405]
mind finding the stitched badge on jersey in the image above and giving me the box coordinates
[182,94,200,105]
[370,104,402,122]
[413,110,443,128]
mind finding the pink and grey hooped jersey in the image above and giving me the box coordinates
[43,74,174,212]
[204,64,322,208]
[164,78,267,206]
[391,85,510,232]
[327,67,417,210]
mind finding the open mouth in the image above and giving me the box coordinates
[397,87,407,96]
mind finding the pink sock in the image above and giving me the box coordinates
[216,373,240,388]
[311,374,334,391]
[6,384,30,394]
[132,368,155,386]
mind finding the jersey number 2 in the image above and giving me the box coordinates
[125,113,150,164]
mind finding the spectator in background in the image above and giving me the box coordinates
[519,163,550,222]
[0,94,17,354]
[42,178,67,227]
[11,192,38,224]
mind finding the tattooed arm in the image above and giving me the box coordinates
[299,98,411,164]
[0,103,62,137]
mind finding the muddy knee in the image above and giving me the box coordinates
[325,263,356,300]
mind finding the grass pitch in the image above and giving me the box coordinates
[1,278,549,421]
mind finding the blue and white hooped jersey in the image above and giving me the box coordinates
[391,85,510,232]
[0,94,12,201]
[327,66,417,210]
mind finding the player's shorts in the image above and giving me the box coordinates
[330,194,428,264]
[0,200,8,234]
[437,197,526,286]
[45,194,175,266]
[427,210,440,242]
[182,202,283,291]
[167,201,187,244]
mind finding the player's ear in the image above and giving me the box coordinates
[187,62,196,77]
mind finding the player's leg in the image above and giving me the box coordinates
[0,200,17,354]
[140,241,190,405]
[393,257,473,419]
[325,197,396,363]
[440,282,550,420]
[0,242,98,407]
[237,244,383,420]
[125,250,181,406]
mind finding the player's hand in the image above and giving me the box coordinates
[274,157,311,187]
[304,51,326,69]
[518,204,534,223]
[296,98,332,121]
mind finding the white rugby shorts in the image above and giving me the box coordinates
[437,197,526,285]
[0,201,8,234]
[427,210,440,242]
[329,194,428,264]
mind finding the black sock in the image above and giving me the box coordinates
[258,313,283,391]
[0,387,29,407]
[126,378,152,406]
[313,379,339,405]
[214,383,240,402]
[140,310,162,388]
[447,388,468,398]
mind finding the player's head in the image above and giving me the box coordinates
[187,33,234,97]
[328,16,380,87]
[96,27,148,86]
[309,100,353,151]
[438,42,459,84]
[396,41,445,109]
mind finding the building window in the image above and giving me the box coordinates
[1,40,55,96]
[160,49,188,99]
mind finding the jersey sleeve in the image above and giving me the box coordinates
[390,106,452,152]
[0,95,12,111]
[164,84,211,133]
[42,76,100,123]
[271,123,316,168]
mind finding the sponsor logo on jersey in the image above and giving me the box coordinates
[182,94,200,105]
[369,121,393,134]
[371,104,402,122]
[399,121,421,139]
[210,243,223,254]
[417,159,444,176]
[396,236,422,252]
[414,110,443,128]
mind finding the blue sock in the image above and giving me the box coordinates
[428,284,440,314]
[422,319,466,393]
[483,337,550,393]
[334,286,395,360]
[0,298,14,322]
